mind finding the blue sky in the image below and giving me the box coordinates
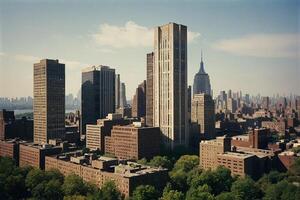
[0,0,299,99]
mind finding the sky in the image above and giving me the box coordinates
[0,0,299,99]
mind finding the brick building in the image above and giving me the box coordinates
[0,109,33,141]
[0,139,23,164]
[86,114,132,152]
[45,153,168,197]
[231,128,269,149]
[105,123,160,160]
[19,143,62,169]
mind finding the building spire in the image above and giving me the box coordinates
[201,49,203,63]
[199,50,205,73]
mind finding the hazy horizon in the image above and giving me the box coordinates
[1,0,299,99]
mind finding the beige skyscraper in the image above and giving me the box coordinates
[191,93,215,139]
[33,59,65,144]
[153,23,188,148]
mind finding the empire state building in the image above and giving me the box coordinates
[193,52,211,96]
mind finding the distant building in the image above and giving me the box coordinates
[81,66,115,134]
[120,82,127,108]
[200,136,273,178]
[33,59,65,144]
[19,143,62,169]
[261,121,286,134]
[153,23,188,148]
[227,98,237,113]
[45,154,168,197]
[146,52,154,127]
[105,123,160,160]
[132,81,146,118]
[86,113,132,152]
[0,109,33,141]
[191,93,215,139]
[115,107,132,118]
[231,128,269,149]
[115,74,120,109]
[193,52,211,96]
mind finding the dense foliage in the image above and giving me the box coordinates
[1,155,300,200]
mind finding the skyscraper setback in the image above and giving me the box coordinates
[153,23,188,148]
[81,66,115,134]
[33,59,65,144]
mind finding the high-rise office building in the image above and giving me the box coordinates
[193,52,211,96]
[120,82,127,108]
[146,52,154,126]
[81,65,115,134]
[153,23,188,148]
[132,80,146,118]
[115,74,120,109]
[191,93,215,139]
[33,59,65,144]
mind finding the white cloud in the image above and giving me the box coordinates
[92,21,201,48]
[0,52,6,56]
[213,33,300,58]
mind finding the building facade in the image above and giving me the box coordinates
[146,52,154,127]
[105,124,160,160]
[86,114,132,152]
[191,93,215,139]
[120,82,127,108]
[115,74,120,109]
[153,23,188,148]
[0,109,33,141]
[132,80,146,118]
[33,59,65,144]
[45,154,168,197]
[19,143,62,169]
[81,66,115,134]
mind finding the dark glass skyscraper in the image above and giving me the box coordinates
[33,59,65,144]
[81,65,115,134]
[193,52,211,96]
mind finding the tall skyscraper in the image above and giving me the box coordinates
[146,52,154,126]
[153,23,188,148]
[193,52,211,96]
[81,65,115,134]
[132,80,146,118]
[33,59,65,144]
[115,74,120,109]
[120,82,127,108]
[191,93,215,139]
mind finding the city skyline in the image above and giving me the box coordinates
[0,0,299,99]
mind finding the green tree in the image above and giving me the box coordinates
[137,158,148,165]
[263,180,300,200]
[289,157,300,177]
[257,171,287,192]
[169,155,199,192]
[132,185,159,200]
[188,166,233,195]
[215,192,238,200]
[98,181,123,200]
[231,177,262,200]
[64,195,87,200]
[160,189,184,200]
[25,168,46,190]
[62,174,88,196]
[149,156,173,169]
[185,184,215,200]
